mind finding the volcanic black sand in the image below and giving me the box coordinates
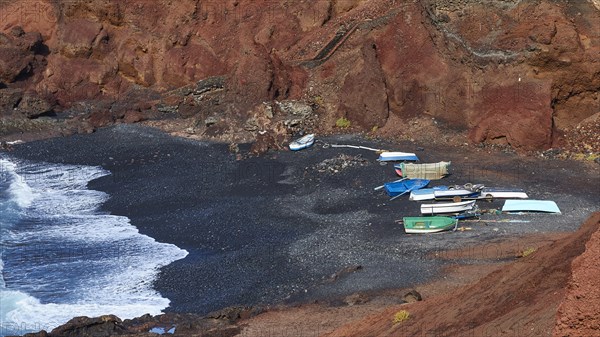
[6,125,600,315]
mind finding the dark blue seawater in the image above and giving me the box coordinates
[0,157,188,336]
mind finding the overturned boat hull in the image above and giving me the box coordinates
[502,200,561,213]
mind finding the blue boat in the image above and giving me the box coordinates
[384,179,430,197]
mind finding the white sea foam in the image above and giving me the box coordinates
[1,159,36,209]
[0,158,188,336]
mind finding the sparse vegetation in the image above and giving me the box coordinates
[520,247,537,258]
[392,310,410,325]
[336,117,351,128]
[572,152,600,162]
[313,95,324,106]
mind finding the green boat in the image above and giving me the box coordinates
[402,216,457,234]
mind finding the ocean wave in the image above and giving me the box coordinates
[0,157,188,336]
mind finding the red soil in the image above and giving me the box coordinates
[322,213,600,337]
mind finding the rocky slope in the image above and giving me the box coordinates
[1,0,599,153]
[324,212,600,337]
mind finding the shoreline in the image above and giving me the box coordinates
[3,124,599,327]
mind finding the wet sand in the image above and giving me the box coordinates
[7,125,600,315]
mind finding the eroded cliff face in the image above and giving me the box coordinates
[0,0,598,152]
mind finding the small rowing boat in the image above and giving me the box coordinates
[478,188,528,200]
[409,186,449,201]
[289,134,315,151]
[433,189,480,200]
[384,179,430,197]
[402,216,458,234]
[378,151,419,162]
[420,200,476,215]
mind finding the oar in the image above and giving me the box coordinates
[330,144,386,152]
[374,178,407,191]
[389,185,417,201]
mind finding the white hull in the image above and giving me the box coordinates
[478,191,528,199]
[433,189,475,198]
[379,152,418,161]
[420,200,476,214]
[410,192,435,201]
[405,226,454,234]
[289,134,315,151]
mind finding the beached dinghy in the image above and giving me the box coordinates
[394,161,450,180]
[433,189,480,200]
[477,188,528,200]
[384,179,430,197]
[420,200,476,215]
[409,186,449,201]
[378,151,419,162]
[502,200,561,214]
[433,183,485,201]
[289,134,315,151]
[402,216,458,234]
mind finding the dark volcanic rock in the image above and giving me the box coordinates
[49,315,126,337]
[0,88,24,114]
[16,92,54,118]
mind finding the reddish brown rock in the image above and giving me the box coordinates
[554,214,600,337]
[58,19,103,58]
[469,81,554,151]
[338,41,388,129]
[87,112,112,129]
[0,0,598,152]
[0,30,45,83]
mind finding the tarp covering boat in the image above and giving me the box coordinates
[502,200,561,213]
[394,161,450,180]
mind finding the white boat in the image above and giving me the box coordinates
[409,186,449,201]
[378,151,419,162]
[289,134,315,151]
[478,188,528,200]
[420,200,476,215]
[433,189,479,199]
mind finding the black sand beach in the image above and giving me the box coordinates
[7,125,600,315]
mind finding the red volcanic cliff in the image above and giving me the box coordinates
[0,0,599,152]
